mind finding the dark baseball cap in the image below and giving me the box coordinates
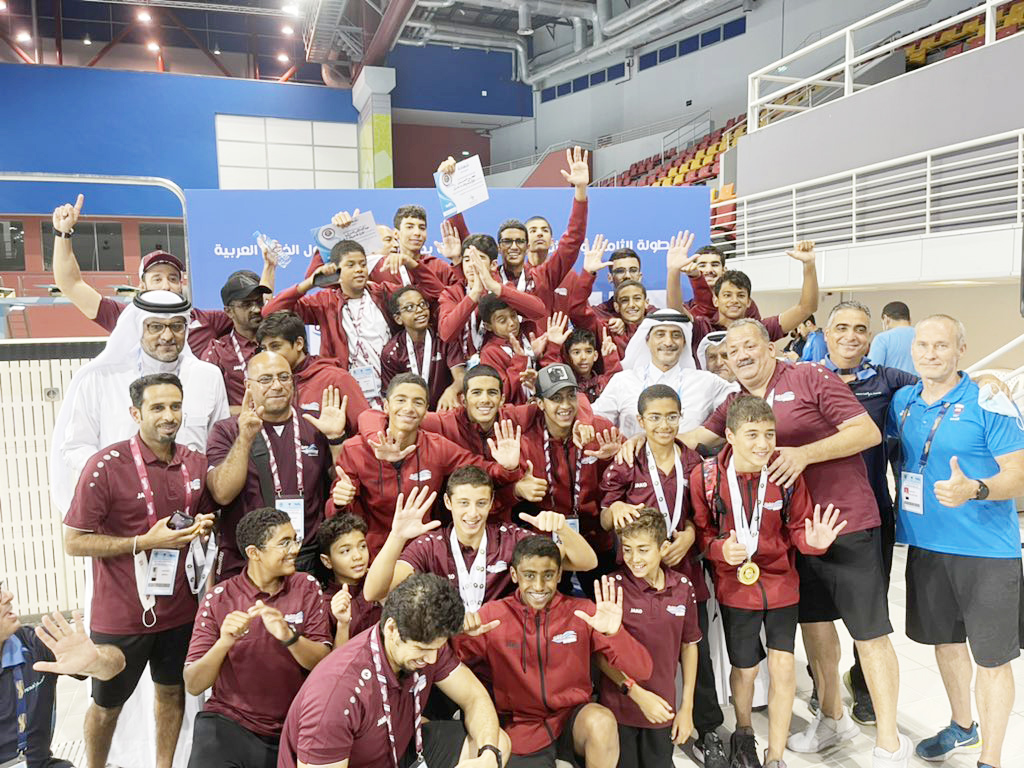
[138,250,184,279]
[536,363,578,398]
[221,273,271,305]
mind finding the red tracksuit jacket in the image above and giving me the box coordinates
[455,591,653,755]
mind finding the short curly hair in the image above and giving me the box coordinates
[317,513,368,555]
[236,507,291,557]
[380,573,465,644]
[616,507,668,544]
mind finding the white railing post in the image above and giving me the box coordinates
[742,202,749,258]
[844,29,855,97]
[985,0,997,44]
[925,154,933,234]
[1018,134,1023,225]
[792,188,799,244]
[966,332,1024,372]
[747,73,758,133]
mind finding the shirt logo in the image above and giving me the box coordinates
[137,492,146,500]
[284,611,304,625]
[951,403,965,421]
[409,470,433,481]
[763,500,782,511]
[634,482,648,489]
[233,364,246,371]
[552,630,578,644]
[486,561,508,573]
[190,478,202,491]
[666,604,688,616]
[629,608,644,614]
[300,444,319,457]
[300,402,320,411]
[582,456,598,465]
[775,391,796,402]
[555,288,568,296]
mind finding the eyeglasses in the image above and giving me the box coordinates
[643,413,681,426]
[229,298,264,311]
[144,320,187,335]
[611,267,641,278]
[499,237,527,247]
[399,301,429,314]
[262,537,301,552]
[248,372,293,387]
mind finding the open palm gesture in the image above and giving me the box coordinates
[302,385,348,440]
[804,503,847,550]
[574,575,623,635]
[560,145,590,188]
[487,419,522,470]
[391,486,440,542]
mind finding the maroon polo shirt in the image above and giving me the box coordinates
[201,330,258,407]
[186,570,332,738]
[278,624,462,768]
[691,314,784,352]
[400,523,535,603]
[380,331,465,410]
[599,566,700,729]
[63,438,211,635]
[94,297,232,356]
[702,360,880,532]
[206,415,332,581]
[324,579,381,639]
[599,443,709,601]
[292,355,370,432]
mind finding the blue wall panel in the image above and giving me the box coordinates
[0,62,357,217]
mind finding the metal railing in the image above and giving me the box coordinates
[482,139,594,177]
[708,129,1024,259]
[748,0,1006,133]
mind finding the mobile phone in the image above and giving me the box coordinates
[312,269,340,288]
[168,511,195,530]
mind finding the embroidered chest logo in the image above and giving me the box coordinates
[629,608,644,614]
[666,604,688,617]
[486,561,508,573]
[409,470,433,482]
[763,500,782,511]
[950,404,965,421]
[634,482,648,489]
[775,391,796,402]
[300,444,319,457]
[300,402,320,411]
[552,630,578,644]
[284,611,304,625]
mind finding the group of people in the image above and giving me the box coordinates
[3,146,1023,768]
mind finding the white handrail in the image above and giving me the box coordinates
[966,332,1024,372]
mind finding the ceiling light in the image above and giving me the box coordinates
[83,35,92,45]
[277,52,289,62]
[213,44,221,55]
[282,25,294,35]
[282,4,299,15]
[15,31,30,43]
[147,41,160,52]
[137,10,152,23]
[0,2,8,12]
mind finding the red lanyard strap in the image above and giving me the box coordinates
[261,409,305,497]
[129,435,192,527]
[544,430,583,517]
[369,627,424,768]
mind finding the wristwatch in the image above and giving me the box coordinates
[477,744,502,767]
[974,479,990,501]
[619,675,636,696]
[281,626,301,647]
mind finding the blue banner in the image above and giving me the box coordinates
[183,187,711,311]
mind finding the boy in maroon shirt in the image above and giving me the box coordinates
[454,537,653,767]
[553,324,621,403]
[316,513,380,646]
[691,395,846,768]
[597,509,701,768]
[477,294,558,406]
[184,507,332,767]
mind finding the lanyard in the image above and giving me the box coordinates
[369,627,424,768]
[230,332,246,368]
[726,462,769,557]
[450,527,488,612]
[406,331,433,388]
[261,409,305,497]
[129,436,193,527]
[343,295,381,374]
[899,401,952,472]
[645,444,685,532]
[12,663,27,756]
[544,431,583,517]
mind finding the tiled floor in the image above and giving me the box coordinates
[49,543,1024,768]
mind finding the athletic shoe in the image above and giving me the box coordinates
[786,708,860,753]
[873,733,912,768]
[693,731,730,768]
[915,721,981,761]
[729,727,760,768]
[843,668,876,725]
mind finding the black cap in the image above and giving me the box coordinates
[221,273,271,305]
[536,363,578,398]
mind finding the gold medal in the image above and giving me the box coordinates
[737,559,760,585]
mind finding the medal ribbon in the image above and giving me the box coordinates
[406,330,433,388]
[450,527,488,612]
[725,462,768,558]
[645,443,685,532]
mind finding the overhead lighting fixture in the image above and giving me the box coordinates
[0,2,8,12]
[137,10,152,23]
[277,52,289,62]
[83,34,92,45]
[282,4,299,16]
[282,25,294,35]
[15,31,30,43]
[147,41,160,52]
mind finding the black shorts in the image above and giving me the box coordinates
[508,702,588,768]
[720,604,799,669]
[187,712,278,768]
[90,622,193,708]
[399,721,468,768]
[905,547,1023,668]
[617,723,674,768]
[795,527,893,641]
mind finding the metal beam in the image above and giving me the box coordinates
[164,8,235,77]
[75,0,296,17]
[361,0,416,67]
[55,0,64,65]
[86,20,135,67]
[278,63,298,81]
[0,31,36,64]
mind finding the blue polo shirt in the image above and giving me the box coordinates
[1,628,69,768]
[888,373,1024,558]
[869,326,916,375]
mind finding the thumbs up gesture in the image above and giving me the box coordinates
[721,530,748,566]
[933,456,983,507]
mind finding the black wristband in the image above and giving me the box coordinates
[281,627,301,647]
[55,229,73,239]
[477,745,502,768]
[327,435,346,446]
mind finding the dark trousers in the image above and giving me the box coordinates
[188,712,278,768]
[850,509,895,691]
[617,723,674,768]
[694,599,724,736]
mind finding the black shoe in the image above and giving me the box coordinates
[694,731,730,768]
[806,663,819,715]
[843,668,876,725]
[729,727,761,768]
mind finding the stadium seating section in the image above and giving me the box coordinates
[905,0,1023,66]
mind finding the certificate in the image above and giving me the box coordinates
[311,210,387,257]
[434,155,490,217]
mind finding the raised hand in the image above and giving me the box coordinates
[332,470,356,507]
[473,249,502,296]
[608,501,644,529]
[300,261,339,293]
[53,194,84,235]
[583,234,612,275]
[666,230,697,274]
[330,209,359,228]
[519,367,538,394]
[573,575,623,635]
[238,387,265,441]
[219,609,254,645]
[465,258,484,302]
[302,385,348,440]
[585,427,624,460]
[487,419,522,470]
[31,610,100,676]
[786,239,816,263]
[463,611,501,637]
[600,326,616,359]
[527,330,549,358]
[520,510,568,534]
[660,527,695,567]
[767,445,808,488]
[560,145,590,189]
[330,583,353,626]
[630,685,675,724]
[507,333,527,358]
[514,460,548,502]
[437,155,457,176]
[435,219,462,262]
[572,421,596,449]
[721,530,748,567]
[392,486,441,542]
[804,503,847,549]
[368,430,418,463]
[544,311,571,347]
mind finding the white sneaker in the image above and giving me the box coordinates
[872,733,912,768]
[787,708,860,753]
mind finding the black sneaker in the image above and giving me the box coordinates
[843,668,876,725]
[693,731,730,768]
[729,727,761,768]
[806,663,819,715]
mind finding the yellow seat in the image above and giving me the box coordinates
[1006,5,1024,25]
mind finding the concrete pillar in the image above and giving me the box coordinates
[352,66,397,189]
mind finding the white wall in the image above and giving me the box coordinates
[490,0,968,164]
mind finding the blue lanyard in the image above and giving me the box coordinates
[900,402,951,472]
[12,663,27,756]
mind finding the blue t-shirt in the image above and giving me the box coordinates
[799,330,827,363]
[869,326,916,375]
[888,373,1024,558]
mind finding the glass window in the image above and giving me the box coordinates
[541,86,556,103]
[680,35,700,55]
[139,222,185,258]
[42,222,125,272]
[607,63,626,80]
[638,51,658,71]
[723,17,747,40]
[556,82,572,97]
[701,27,722,47]
[590,70,606,86]
[572,75,589,92]
[659,45,677,63]
[0,221,25,271]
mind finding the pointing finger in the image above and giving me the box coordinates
[74,193,84,213]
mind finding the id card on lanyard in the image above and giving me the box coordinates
[263,410,307,542]
[898,402,951,515]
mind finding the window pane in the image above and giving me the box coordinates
[95,223,124,271]
[168,224,186,260]
[42,222,123,272]
[139,222,169,255]
[0,221,25,271]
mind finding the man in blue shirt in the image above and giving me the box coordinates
[888,314,1024,768]
[1,582,125,768]
[868,301,916,375]
[798,315,827,363]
